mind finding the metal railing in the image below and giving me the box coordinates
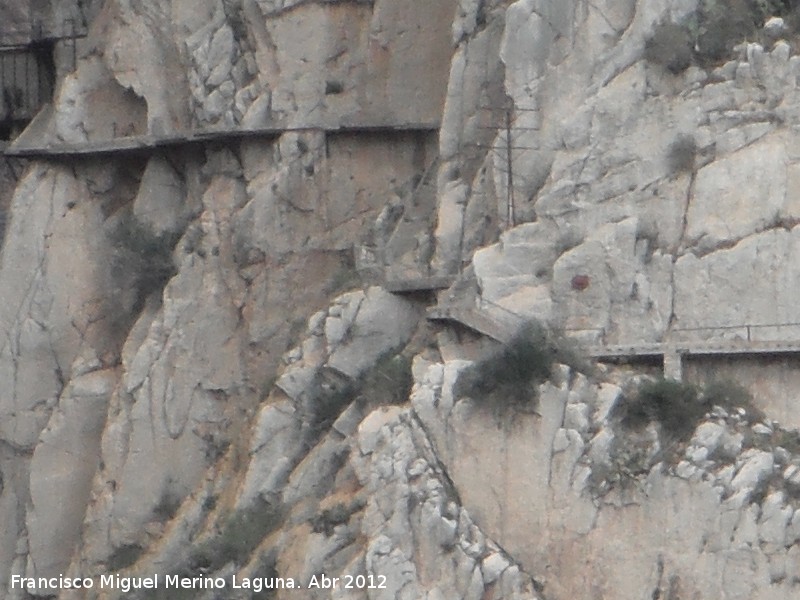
[0,17,87,140]
[559,321,800,343]
[0,46,52,122]
[672,321,800,342]
[0,23,83,47]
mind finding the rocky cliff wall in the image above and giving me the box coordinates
[19,0,456,145]
[444,0,800,340]
[2,1,800,599]
[434,0,800,423]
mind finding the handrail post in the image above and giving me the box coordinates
[24,50,29,117]
[72,19,77,72]
[505,108,515,228]
[747,325,751,342]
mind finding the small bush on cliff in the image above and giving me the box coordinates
[644,1,800,73]
[667,135,697,174]
[621,378,703,441]
[361,352,413,406]
[152,486,183,522]
[191,497,284,571]
[311,497,366,537]
[107,544,144,571]
[703,380,763,422]
[645,22,694,74]
[453,322,553,409]
[588,433,655,498]
[693,0,759,64]
[453,321,587,411]
[617,378,758,442]
[110,211,181,305]
[308,372,358,437]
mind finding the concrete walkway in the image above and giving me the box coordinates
[424,302,800,381]
[3,106,440,157]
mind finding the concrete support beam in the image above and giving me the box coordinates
[663,350,684,381]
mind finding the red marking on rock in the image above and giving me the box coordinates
[571,274,590,291]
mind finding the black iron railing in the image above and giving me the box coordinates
[0,46,53,122]
[0,17,88,140]
[672,322,800,342]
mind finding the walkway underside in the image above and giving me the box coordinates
[3,105,440,157]
[587,339,800,359]
[424,304,800,380]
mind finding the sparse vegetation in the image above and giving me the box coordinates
[588,433,654,497]
[310,348,415,432]
[325,80,344,95]
[621,378,703,441]
[667,135,697,175]
[107,544,145,571]
[453,322,554,409]
[743,423,800,455]
[703,380,764,422]
[361,352,413,405]
[693,0,759,64]
[311,498,365,537]
[191,497,285,571]
[453,321,590,412]
[250,554,280,600]
[591,379,773,498]
[110,211,181,306]
[645,22,693,74]
[615,378,760,443]
[312,503,352,536]
[324,250,361,295]
[152,488,183,522]
[308,371,358,436]
[644,1,800,73]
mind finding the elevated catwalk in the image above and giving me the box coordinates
[3,107,439,157]
[425,304,800,380]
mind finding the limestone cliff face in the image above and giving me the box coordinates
[2,1,800,599]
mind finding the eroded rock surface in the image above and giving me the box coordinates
[414,356,800,600]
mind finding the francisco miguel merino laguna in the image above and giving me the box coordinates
[10,573,310,593]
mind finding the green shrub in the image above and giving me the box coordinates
[311,503,351,536]
[308,372,357,437]
[644,1,800,73]
[702,380,764,423]
[588,434,654,497]
[361,352,413,405]
[453,321,586,411]
[693,0,758,64]
[623,378,703,441]
[297,349,414,443]
[152,488,182,522]
[110,211,181,305]
[107,544,144,571]
[617,378,759,443]
[191,498,284,571]
[667,135,697,175]
[310,499,366,537]
[645,22,693,74]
